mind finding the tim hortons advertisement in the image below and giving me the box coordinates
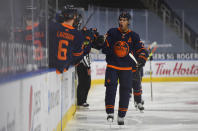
[91,60,198,80]
[144,61,198,77]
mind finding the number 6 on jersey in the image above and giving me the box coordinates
[58,40,69,60]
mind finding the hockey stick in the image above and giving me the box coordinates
[81,5,96,29]
[148,46,157,60]
[129,53,138,65]
[148,42,158,60]
[149,58,153,101]
[82,11,95,28]
[148,41,158,101]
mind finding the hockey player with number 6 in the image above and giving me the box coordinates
[49,5,88,73]
[102,12,148,125]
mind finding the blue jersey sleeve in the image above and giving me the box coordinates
[102,29,113,55]
[82,30,94,55]
[133,33,149,61]
[71,31,84,65]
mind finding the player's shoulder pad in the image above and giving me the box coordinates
[105,28,117,38]
[130,30,140,38]
[130,30,140,42]
[107,28,117,34]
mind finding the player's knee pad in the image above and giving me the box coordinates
[133,89,142,96]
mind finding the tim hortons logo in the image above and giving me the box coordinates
[155,62,198,75]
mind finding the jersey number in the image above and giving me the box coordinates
[58,40,69,60]
[34,40,43,60]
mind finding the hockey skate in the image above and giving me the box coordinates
[117,116,124,125]
[107,113,114,128]
[107,113,114,122]
[137,103,144,112]
[134,101,144,113]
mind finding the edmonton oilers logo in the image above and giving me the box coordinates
[113,41,129,58]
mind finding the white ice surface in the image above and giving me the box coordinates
[66,82,198,131]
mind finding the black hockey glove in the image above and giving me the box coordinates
[82,27,94,41]
[136,53,147,69]
[81,27,95,47]
[88,28,104,50]
[90,28,99,37]
[92,35,105,50]
[81,27,94,55]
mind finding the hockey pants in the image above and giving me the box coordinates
[105,67,132,118]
